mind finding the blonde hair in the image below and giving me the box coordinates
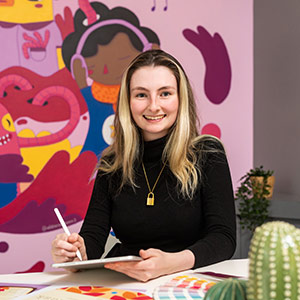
[100,50,210,198]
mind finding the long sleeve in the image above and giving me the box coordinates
[187,142,236,268]
[79,136,236,268]
[79,171,112,259]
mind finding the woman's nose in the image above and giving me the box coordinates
[148,95,159,111]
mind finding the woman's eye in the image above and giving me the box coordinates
[136,93,147,98]
[161,91,170,97]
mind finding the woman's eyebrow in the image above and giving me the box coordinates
[131,86,176,92]
[158,86,176,91]
[131,87,149,92]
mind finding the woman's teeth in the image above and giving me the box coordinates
[144,115,165,120]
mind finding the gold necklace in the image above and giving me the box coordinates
[142,161,167,206]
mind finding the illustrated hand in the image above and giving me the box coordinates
[55,7,75,40]
[72,58,88,89]
[183,25,231,104]
[104,248,195,282]
[51,232,87,271]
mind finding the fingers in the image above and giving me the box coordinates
[75,234,88,260]
[67,232,80,243]
[51,233,85,263]
[139,248,160,259]
[104,262,153,282]
[104,251,161,282]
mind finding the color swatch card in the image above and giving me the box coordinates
[153,275,216,300]
[26,286,153,300]
[0,283,50,300]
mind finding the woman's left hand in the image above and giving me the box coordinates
[104,248,195,282]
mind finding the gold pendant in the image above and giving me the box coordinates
[147,192,154,206]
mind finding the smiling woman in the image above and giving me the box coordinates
[52,50,236,282]
[129,66,179,141]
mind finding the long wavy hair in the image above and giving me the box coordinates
[100,49,205,198]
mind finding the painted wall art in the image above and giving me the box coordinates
[0,0,253,273]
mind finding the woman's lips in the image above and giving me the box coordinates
[88,69,94,75]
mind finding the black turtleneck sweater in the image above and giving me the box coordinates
[79,136,236,269]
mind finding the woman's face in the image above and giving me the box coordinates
[130,65,179,141]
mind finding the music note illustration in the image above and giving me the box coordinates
[151,0,156,11]
[164,0,168,11]
[151,0,168,11]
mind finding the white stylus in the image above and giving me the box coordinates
[54,208,82,261]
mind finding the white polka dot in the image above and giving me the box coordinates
[284,290,291,297]
[270,282,276,290]
[284,263,290,269]
[285,283,291,289]
[270,269,277,275]
[270,291,276,298]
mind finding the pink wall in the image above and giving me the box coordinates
[0,0,253,273]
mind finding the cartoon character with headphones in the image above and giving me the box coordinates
[61,1,160,156]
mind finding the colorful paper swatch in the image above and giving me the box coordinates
[0,283,49,299]
[59,286,153,299]
[153,275,216,300]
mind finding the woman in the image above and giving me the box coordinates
[52,50,236,282]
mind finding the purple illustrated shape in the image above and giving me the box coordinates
[0,154,33,183]
[0,241,9,253]
[183,25,232,104]
[0,198,82,234]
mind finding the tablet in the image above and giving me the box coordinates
[52,255,142,270]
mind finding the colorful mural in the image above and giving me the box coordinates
[0,0,61,75]
[0,0,253,274]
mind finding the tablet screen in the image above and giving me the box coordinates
[52,255,142,270]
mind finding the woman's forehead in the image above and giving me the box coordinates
[130,66,177,89]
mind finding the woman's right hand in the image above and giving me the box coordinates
[51,233,87,264]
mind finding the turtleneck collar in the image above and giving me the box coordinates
[142,135,168,163]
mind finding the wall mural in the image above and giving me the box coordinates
[0,0,253,273]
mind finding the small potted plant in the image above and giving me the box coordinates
[235,166,275,233]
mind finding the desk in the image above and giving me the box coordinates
[0,259,248,299]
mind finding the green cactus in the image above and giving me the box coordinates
[247,221,300,300]
[204,278,247,300]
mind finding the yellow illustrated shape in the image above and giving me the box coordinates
[0,0,53,24]
[19,129,82,178]
[2,113,16,132]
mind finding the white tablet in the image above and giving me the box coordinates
[52,255,142,270]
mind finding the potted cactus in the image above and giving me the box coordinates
[247,221,300,300]
[204,221,300,300]
[204,278,247,300]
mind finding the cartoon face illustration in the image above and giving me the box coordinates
[63,2,160,88]
[59,1,160,156]
[0,0,53,24]
[0,104,19,156]
[84,33,141,85]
